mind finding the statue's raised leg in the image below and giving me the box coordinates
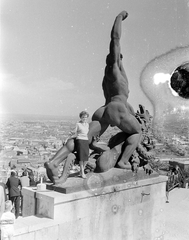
[95,132,127,172]
[45,138,75,183]
[95,145,123,172]
[53,153,76,185]
[117,132,142,169]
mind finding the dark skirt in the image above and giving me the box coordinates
[75,139,89,162]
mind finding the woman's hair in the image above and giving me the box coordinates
[5,200,12,211]
[79,111,89,118]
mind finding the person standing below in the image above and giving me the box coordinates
[20,170,30,215]
[20,170,30,188]
[71,111,89,178]
[6,171,21,219]
[0,200,15,240]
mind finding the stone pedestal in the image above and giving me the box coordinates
[22,169,167,240]
[22,187,37,217]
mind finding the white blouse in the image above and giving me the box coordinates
[74,122,89,140]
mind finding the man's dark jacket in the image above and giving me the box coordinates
[6,176,21,197]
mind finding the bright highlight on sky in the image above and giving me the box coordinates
[153,73,171,85]
[1,0,189,117]
[153,73,178,96]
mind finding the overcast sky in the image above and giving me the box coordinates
[1,0,189,117]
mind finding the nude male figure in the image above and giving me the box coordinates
[91,10,141,168]
[45,11,141,184]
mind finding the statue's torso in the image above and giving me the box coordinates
[103,63,129,102]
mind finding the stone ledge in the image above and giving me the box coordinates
[36,174,167,206]
[22,173,167,208]
[46,168,160,194]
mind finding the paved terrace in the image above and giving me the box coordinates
[164,188,189,240]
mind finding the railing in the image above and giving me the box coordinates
[166,165,189,192]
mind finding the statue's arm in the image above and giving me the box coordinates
[109,11,128,64]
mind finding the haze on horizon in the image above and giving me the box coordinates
[1,0,189,117]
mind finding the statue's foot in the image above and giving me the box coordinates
[81,174,87,179]
[116,160,131,170]
[53,176,66,185]
[44,162,59,183]
[80,171,87,179]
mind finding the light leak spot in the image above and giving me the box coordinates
[153,73,170,85]
[153,72,178,96]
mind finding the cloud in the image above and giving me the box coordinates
[0,73,76,114]
[24,77,75,96]
[1,74,75,95]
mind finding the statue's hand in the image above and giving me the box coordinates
[119,11,128,20]
[143,163,153,175]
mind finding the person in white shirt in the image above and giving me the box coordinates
[71,111,89,178]
[0,200,15,240]
[20,170,30,215]
[20,170,30,189]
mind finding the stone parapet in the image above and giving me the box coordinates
[19,169,167,240]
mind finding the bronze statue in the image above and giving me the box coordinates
[86,104,155,174]
[45,11,144,184]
